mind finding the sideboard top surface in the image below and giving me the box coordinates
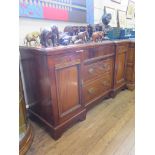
[19,39,135,56]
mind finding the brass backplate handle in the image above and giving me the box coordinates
[100,64,107,70]
[88,88,95,94]
[101,81,109,86]
[88,68,94,74]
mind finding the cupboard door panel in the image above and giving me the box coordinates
[116,52,126,83]
[126,65,134,82]
[126,42,135,90]
[115,45,128,88]
[55,63,81,118]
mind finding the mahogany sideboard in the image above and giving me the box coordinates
[19,39,135,140]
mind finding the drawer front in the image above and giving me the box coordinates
[83,73,112,104]
[47,49,86,67]
[94,45,115,57]
[54,54,81,67]
[83,58,114,82]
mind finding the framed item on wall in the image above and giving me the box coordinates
[111,0,121,4]
[118,10,126,28]
[126,0,135,19]
[126,18,135,28]
[104,6,117,27]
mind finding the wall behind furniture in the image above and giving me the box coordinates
[94,0,130,24]
[19,0,134,45]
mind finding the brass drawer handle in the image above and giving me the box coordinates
[100,64,107,70]
[101,81,109,86]
[88,68,94,74]
[88,88,96,94]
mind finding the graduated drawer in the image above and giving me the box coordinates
[83,73,112,104]
[83,58,114,82]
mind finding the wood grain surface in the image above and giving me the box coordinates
[27,90,135,155]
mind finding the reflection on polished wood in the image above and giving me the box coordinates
[19,123,33,155]
[27,90,134,155]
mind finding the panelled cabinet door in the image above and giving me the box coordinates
[126,42,135,90]
[115,45,128,88]
[54,52,83,122]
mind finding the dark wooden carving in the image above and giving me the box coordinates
[92,31,104,42]
[19,40,135,140]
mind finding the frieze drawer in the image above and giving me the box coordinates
[94,45,115,57]
[48,54,81,67]
[83,58,114,82]
[83,73,113,105]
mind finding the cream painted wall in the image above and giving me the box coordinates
[19,17,87,45]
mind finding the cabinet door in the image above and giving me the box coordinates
[126,42,135,90]
[115,46,127,88]
[55,58,83,122]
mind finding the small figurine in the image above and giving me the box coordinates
[77,31,88,43]
[79,26,86,32]
[51,25,59,46]
[102,13,112,36]
[60,35,72,45]
[60,39,71,45]
[92,31,104,42]
[87,24,93,40]
[40,25,59,47]
[24,31,40,47]
[71,35,78,44]
[64,26,74,36]
[59,32,72,45]
[40,29,49,47]
[95,24,103,32]
[72,26,79,35]
[74,39,83,44]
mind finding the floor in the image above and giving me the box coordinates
[27,90,135,155]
